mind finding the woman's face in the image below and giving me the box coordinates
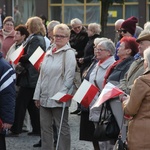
[119,28,132,37]
[117,42,130,58]
[87,27,94,37]
[3,21,14,33]
[95,44,110,61]
[53,29,69,49]
[14,31,25,44]
[71,24,82,34]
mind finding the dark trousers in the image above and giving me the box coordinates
[11,87,40,134]
[0,134,6,150]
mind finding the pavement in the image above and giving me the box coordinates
[6,100,93,150]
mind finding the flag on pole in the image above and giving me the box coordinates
[9,45,24,65]
[29,46,45,70]
[51,92,73,102]
[91,82,124,109]
[72,79,99,108]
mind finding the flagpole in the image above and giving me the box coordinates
[55,102,66,150]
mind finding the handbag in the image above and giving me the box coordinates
[94,102,120,141]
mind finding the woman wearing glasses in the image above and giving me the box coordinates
[80,38,116,150]
[33,23,76,150]
[115,16,138,60]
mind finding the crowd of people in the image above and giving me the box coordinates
[1,5,150,150]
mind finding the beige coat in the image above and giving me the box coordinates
[120,58,144,94]
[33,44,76,108]
[123,71,150,150]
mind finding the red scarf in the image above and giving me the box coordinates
[102,59,123,88]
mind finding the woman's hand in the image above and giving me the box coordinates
[119,94,130,102]
[34,100,40,108]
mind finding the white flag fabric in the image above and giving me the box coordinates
[72,79,99,108]
[29,46,45,70]
[9,45,24,65]
[92,82,124,109]
[51,92,73,102]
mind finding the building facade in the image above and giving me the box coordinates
[0,0,149,39]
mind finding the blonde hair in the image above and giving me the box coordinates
[26,16,45,36]
[53,23,70,37]
[88,23,101,35]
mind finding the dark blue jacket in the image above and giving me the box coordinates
[0,52,16,125]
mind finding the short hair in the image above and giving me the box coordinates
[3,16,14,25]
[88,23,101,35]
[26,16,45,36]
[70,18,82,26]
[15,25,29,40]
[53,23,70,37]
[94,37,108,47]
[120,36,139,56]
[144,47,150,70]
[144,21,150,31]
[98,39,115,56]
[47,20,60,31]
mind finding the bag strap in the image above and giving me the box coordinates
[98,103,107,123]
[61,48,74,78]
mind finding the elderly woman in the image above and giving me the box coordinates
[122,47,150,150]
[79,23,101,75]
[80,38,116,150]
[69,18,88,63]
[101,36,139,146]
[70,18,89,115]
[33,23,76,150]
[5,25,29,68]
[0,16,15,58]
[9,16,46,136]
[71,22,101,115]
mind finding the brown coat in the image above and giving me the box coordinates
[123,71,150,150]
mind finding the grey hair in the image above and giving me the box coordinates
[47,20,60,31]
[94,37,108,47]
[70,18,82,26]
[98,39,115,56]
[144,46,150,71]
[88,23,101,34]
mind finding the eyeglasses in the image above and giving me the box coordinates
[118,29,127,34]
[95,48,107,52]
[72,26,81,30]
[53,35,68,39]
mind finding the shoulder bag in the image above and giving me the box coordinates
[93,102,120,141]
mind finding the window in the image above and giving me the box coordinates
[48,0,139,26]
[48,0,100,24]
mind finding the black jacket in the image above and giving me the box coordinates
[70,27,89,59]
[18,34,46,88]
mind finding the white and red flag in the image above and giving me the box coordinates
[9,45,24,65]
[29,46,45,70]
[91,82,124,109]
[72,79,99,108]
[51,92,73,102]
